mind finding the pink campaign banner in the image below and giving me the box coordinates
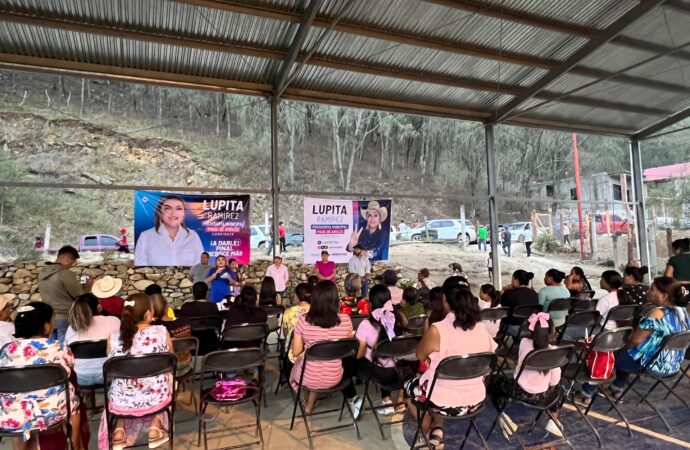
[303,197,392,264]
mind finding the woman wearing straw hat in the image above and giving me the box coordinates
[92,275,125,316]
[347,200,390,261]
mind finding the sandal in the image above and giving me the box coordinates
[112,427,126,450]
[148,426,169,449]
[394,403,407,414]
[428,426,444,449]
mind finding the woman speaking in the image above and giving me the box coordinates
[135,195,204,266]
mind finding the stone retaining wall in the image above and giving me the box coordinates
[0,259,396,306]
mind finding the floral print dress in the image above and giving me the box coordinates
[0,338,80,440]
[97,325,173,449]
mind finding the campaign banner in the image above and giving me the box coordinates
[304,197,392,264]
[134,191,250,266]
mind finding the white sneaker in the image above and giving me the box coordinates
[375,402,395,416]
[545,418,563,437]
[348,395,363,420]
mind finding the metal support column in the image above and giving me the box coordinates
[485,123,500,288]
[270,97,280,257]
[630,139,650,271]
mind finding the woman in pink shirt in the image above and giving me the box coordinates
[406,285,497,448]
[488,312,563,440]
[314,250,337,283]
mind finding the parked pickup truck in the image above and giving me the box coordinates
[49,234,132,253]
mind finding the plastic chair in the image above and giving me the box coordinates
[496,305,542,374]
[222,323,268,350]
[488,345,574,449]
[290,338,360,449]
[362,335,421,440]
[600,304,638,331]
[405,314,427,336]
[172,336,199,410]
[189,316,223,355]
[197,348,265,450]
[562,327,632,447]
[571,299,598,312]
[410,352,496,450]
[103,353,177,449]
[613,330,690,431]
[69,339,108,411]
[0,364,74,447]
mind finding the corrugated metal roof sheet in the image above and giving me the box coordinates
[0,0,687,136]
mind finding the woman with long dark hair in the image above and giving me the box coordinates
[97,293,173,449]
[290,281,358,416]
[259,276,280,306]
[224,286,268,327]
[479,284,502,337]
[134,195,204,266]
[406,286,497,448]
[565,266,592,297]
[620,265,650,306]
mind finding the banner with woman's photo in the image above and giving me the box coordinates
[303,197,392,264]
[133,191,251,266]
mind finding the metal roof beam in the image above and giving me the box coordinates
[0,8,674,116]
[172,0,689,95]
[634,106,690,139]
[492,0,667,123]
[273,0,321,98]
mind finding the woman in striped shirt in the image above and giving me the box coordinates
[290,281,358,416]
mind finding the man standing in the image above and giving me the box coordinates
[502,227,512,257]
[38,245,88,342]
[477,224,488,252]
[266,254,289,301]
[279,222,287,253]
[189,252,211,285]
[348,244,371,297]
[398,220,409,235]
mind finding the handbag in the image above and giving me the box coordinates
[584,337,615,379]
[208,378,259,402]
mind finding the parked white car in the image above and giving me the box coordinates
[250,225,270,249]
[401,219,476,243]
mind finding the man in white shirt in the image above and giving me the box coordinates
[562,222,571,245]
[266,255,290,298]
[348,245,371,297]
[0,294,16,350]
[398,220,409,233]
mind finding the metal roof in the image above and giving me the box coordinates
[0,0,689,137]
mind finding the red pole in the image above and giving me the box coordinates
[573,133,585,260]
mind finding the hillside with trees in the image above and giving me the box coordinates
[0,69,688,260]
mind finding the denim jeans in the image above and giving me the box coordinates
[52,318,69,344]
[478,239,487,252]
[502,242,511,256]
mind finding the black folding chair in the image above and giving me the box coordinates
[350,314,367,332]
[189,316,223,355]
[197,348,265,450]
[571,299,598,312]
[562,327,632,447]
[222,324,269,406]
[275,332,294,395]
[613,330,690,431]
[260,305,285,355]
[488,345,574,449]
[480,307,510,323]
[546,298,572,330]
[0,364,74,447]
[69,339,108,412]
[556,310,600,344]
[172,336,199,410]
[576,290,596,300]
[599,304,638,332]
[103,353,177,449]
[362,335,421,440]
[410,352,496,450]
[290,338,360,449]
[405,314,427,336]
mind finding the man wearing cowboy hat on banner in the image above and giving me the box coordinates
[92,275,125,316]
[347,200,391,262]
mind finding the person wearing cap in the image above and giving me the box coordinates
[347,200,390,261]
[314,250,337,283]
[348,244,371,298]
[0,294,15,349]
[92,275,125,316]
[38,245,89,343]
[266,254,289,301]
